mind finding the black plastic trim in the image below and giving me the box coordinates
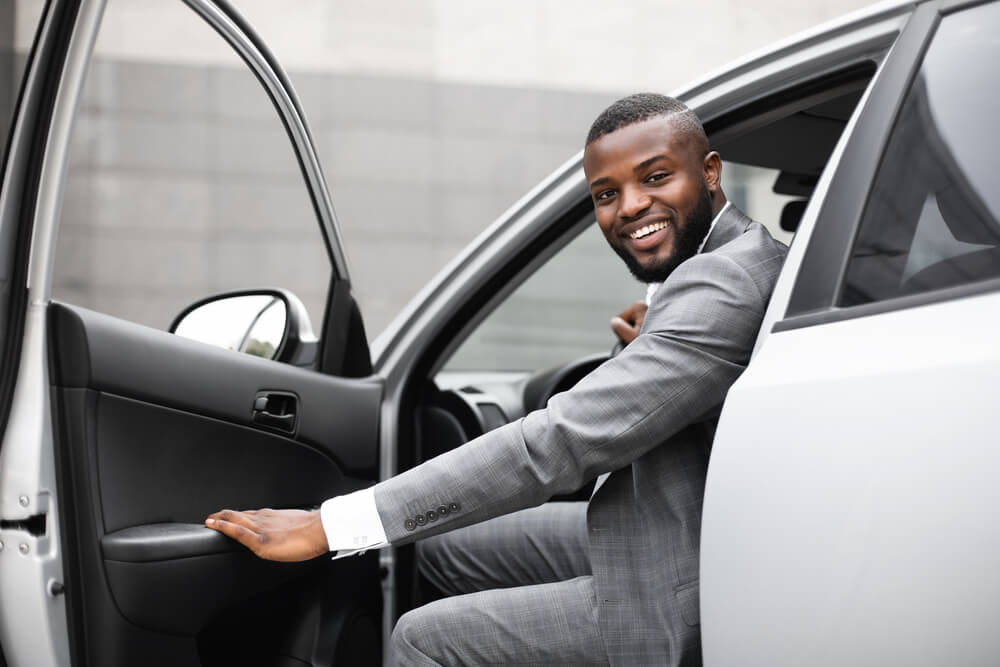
[772,275,1000,332]
[703,61,879,145]
[102,523,239,562]
[941,0,995,13]
[49,302,383,475]
[784,3,941,317]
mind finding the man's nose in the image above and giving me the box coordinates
[619,185,651,219]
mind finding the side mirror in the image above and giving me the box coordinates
[169,289,318,365]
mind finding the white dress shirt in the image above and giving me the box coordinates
[321,200,731,557]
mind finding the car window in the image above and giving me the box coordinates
[443,219,637,373]
[442,162,794,373]
[839,2,1000,307]
[51,0,331,331]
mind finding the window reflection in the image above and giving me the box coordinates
[841,3,1000,306]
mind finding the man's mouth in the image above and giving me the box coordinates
[629,221,668,240]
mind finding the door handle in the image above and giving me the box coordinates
[252,391,298,434]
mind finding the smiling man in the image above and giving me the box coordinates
[207,93,787,665]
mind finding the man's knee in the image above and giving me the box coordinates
[388,606,442,667]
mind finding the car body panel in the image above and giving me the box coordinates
[0,1,100,663]
[703,289,1000,665]
[703,1,1000,663]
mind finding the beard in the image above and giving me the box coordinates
[612,181,715,284]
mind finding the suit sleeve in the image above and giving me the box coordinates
[373,250,769,544]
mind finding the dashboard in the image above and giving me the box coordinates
[427,352,609,453]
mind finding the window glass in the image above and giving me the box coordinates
[840,2,1000,306]
[1,1,46,175]
[52,0,331,331]
[443,162,794,373]
[444,220,638,373]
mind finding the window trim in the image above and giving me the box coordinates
[779,2,941,324]
[773,275,1000,332]
[182,0,350,283]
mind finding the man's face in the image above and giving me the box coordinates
[583,116,719,283]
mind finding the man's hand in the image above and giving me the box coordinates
[205,508,329,562]
[610,300,648,345]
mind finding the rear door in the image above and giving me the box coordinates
[702,1,1000,664]
[0,1,383,665]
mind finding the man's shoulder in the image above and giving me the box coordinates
[649,212,788,313]
[706,212,788,286]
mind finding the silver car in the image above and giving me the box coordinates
[0,0,996,664]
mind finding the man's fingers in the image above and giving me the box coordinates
[610,316,631,336]
[206,516,261,548]
[617,300,647,323]
[611,316,639,344]
[210,508,261,530]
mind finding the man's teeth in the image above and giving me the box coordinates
[630,221,667,239]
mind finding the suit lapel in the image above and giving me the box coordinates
[701,204,753,254]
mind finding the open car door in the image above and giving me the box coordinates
[0,1,383,665]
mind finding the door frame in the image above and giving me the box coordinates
[0,1,360,664]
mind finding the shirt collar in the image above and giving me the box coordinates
[645,200,731,305]
[697,200,730,254]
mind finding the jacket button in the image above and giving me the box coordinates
[426,509,438,522]
[415,514,427,526]
[404,518,416,531]
[437,504,449,517]
[449,502,460,513]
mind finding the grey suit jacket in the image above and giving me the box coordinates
[375,205,788,665]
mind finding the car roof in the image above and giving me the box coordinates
[675,0,919,102]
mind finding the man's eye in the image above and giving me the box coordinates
[646,172,669,183]
[595,190,616,202]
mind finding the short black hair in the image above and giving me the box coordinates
[586,92,708,154]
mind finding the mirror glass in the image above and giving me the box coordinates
[173,294,287,359]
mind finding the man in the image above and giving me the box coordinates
[206,93,788,665]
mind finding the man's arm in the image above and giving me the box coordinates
[373,250,769,545]
[208,250,771,558]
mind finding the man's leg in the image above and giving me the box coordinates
[390,575,607,666]
[393,503,601,665]
[418,501,590,596]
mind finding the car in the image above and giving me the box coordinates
[0,0,997,664]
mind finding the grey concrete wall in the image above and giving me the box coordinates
[54,59,332,330]
[294,72,620,335]
[51,57,619,339]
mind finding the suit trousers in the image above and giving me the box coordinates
[388,502,610,666]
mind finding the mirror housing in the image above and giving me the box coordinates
[170,289,318,366]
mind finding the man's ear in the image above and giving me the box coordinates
[703,151,722,193]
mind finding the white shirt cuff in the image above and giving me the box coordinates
[319,486,388,559]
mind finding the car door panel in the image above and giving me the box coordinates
[49,303,381,475]
[48,301,383,665]
[703,2,1000,663]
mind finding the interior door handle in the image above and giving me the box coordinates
[251,391,298,434]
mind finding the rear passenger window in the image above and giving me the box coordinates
[839,2,1000,307]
